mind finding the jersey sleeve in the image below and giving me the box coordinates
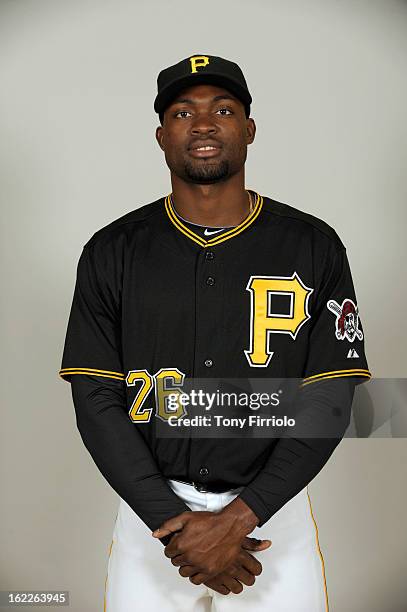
[302,246,371,387]
[59,242,124,383]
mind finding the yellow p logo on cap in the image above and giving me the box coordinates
[189,56,210,73]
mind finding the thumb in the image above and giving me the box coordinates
[242,536,272,552]
[151,512,191,538]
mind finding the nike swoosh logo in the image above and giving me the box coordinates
[204,228,225,236]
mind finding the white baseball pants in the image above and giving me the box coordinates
[104,480,328,612]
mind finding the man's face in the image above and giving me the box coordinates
[155,84,256,184]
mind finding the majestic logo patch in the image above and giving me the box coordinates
[327,298,363,342]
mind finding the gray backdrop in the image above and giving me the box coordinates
[1,1,406,610]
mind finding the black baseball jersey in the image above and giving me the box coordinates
[60,189,371,525]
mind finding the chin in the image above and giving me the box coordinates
[183,160,230,184]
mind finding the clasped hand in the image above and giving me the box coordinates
[152,502,271,595]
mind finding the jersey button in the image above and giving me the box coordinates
[199,467,209,477]
[205,251,215,260]
[204,359,213,368]
[206,276,215,286]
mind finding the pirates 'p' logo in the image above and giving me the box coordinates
[189,55,210,73]
[327,298,363,342]
[245,272,313,367]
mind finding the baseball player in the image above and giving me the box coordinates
[59,54,371,611]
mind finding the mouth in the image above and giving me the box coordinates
[188,144,222,158]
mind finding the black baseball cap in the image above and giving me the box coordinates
[154,54,252,120]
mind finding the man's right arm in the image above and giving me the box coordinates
[70,373,190,542]
[59,242,190,542]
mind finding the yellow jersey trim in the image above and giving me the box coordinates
[59,367,125,382]
[164,191,263,247]
[301,368,371,387]
[104,538,114,612]
[306,487,330,611]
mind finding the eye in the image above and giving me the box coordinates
[174,110,192,118]
[217,107,233,115]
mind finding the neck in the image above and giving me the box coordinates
[169,172,251,227]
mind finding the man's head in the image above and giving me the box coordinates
[154,55,256,185]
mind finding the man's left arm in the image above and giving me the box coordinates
[232,376,356,526]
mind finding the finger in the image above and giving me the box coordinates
[189,573,209,586]
[240,550,263,576]
[152,528,174,537]
[222,576,244,595]
[178,565,198,578]
[204,580,230,596]
[163,534,182,558]
[152,513,190,537]
[241,536,272,552]
[171,554,191,567]
[227,566,255,587]
[212,585,230,595]
[164,545,182,559]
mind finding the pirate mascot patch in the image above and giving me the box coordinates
[327,298,363,342]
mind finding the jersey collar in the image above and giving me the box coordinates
[164,190,263,247]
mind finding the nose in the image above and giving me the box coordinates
[190,112,217,135]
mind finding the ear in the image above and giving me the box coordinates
[156,126,165,151]
[246,118,256,145]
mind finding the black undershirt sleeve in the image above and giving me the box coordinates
[238,377,356,527]
[70,374,190,544]
[236,244,367,527]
